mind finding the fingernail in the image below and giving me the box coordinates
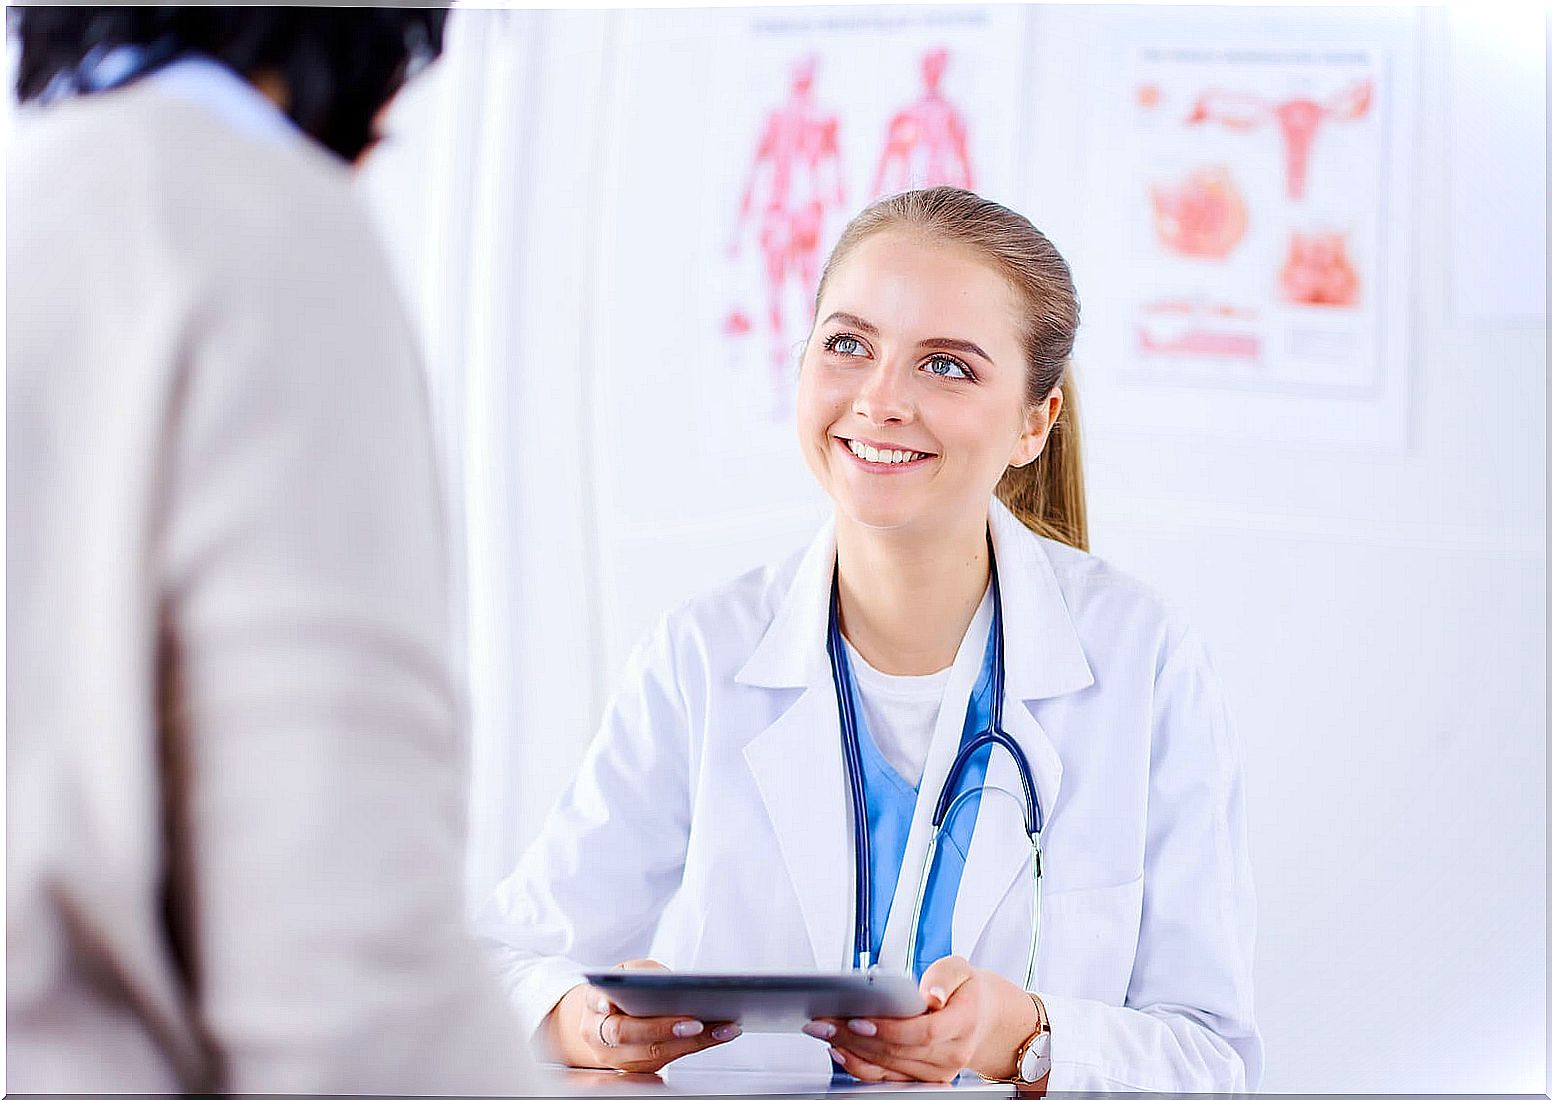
[847,1019,877,1037]
[829,1047,846,1065]
[928,986,948,1006]
[802,1022,836,1040]
[711,1024,741,1042]
[672,1020,704,1038]
[593,996,610,1013]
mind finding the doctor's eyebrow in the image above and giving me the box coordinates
[820,311,995,366]
[821,311,881,335]
[919,336,994,365]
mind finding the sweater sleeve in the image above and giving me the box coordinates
[156,186,540,1095]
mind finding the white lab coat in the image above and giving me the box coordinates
[483,499,1262,1092]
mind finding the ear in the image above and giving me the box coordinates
[1008,386,1063,468]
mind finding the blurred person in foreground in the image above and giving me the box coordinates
[7,8,537,1093]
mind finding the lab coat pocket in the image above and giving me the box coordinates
[1034,874,1144,1004]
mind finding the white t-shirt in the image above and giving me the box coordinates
[843,588,993,788]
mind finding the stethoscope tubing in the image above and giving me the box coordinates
[826,578,876,969]
[908,788,1043,990]
[827,544,1044,985]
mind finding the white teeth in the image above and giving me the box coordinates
[846,440,924,465]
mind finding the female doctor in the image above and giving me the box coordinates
[482,187,1261,1092]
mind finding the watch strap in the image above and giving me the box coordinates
[978,992,1050,1085]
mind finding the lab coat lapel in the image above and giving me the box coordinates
[951,501,1095,969]
[738,519,854,970]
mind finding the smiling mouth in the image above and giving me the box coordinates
[836,437,936,466]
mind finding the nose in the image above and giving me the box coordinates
[851,359,914,426]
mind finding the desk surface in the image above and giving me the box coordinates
[551,1066,1016,1096]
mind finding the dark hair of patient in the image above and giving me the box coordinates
[11,7,447,163]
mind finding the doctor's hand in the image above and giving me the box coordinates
[804,956,1042,1084]
[543,959,742,1074]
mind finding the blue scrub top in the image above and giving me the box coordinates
[842,620,999,978]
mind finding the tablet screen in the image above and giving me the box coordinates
[584,971,926,1033]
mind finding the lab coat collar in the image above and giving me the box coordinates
[734,516,837,690]
[986,496,1096,702]
[737,501,1095,971]
[735,499,1095,702]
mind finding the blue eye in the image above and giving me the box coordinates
[824,334,867,357]
[923,354,971,379]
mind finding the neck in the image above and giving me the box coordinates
[835,512,990,676]
[249,69,290,113]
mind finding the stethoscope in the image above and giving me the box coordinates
[827,547,1045,988]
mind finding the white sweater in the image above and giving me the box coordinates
[7,81,534,1094]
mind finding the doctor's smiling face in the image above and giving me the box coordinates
[796,227,1058,539]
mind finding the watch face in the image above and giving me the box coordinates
[1019,1031,1052,1082]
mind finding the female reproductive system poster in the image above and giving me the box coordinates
[1125,45,1389,395]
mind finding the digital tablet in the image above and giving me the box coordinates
[583,970,926,1033]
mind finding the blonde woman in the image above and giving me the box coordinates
[484,187,1260,1092]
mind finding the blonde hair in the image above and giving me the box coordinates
[814,187,1088,552]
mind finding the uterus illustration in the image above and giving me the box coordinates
[1185,78,1373,201]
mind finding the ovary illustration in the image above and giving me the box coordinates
[1149,166,1249,259]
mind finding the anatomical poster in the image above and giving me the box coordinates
[1124,45,1388,395]
[693,6,1025,432]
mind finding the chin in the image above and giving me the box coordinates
[835,494,929,534]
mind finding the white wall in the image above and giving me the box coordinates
[360,5,1546,1091]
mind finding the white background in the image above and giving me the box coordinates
[360,5,1547,1092]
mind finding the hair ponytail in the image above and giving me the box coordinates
[816,186,1089,552]
[995,373,1087,552]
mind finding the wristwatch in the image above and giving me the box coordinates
[982,993,1051,1088]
